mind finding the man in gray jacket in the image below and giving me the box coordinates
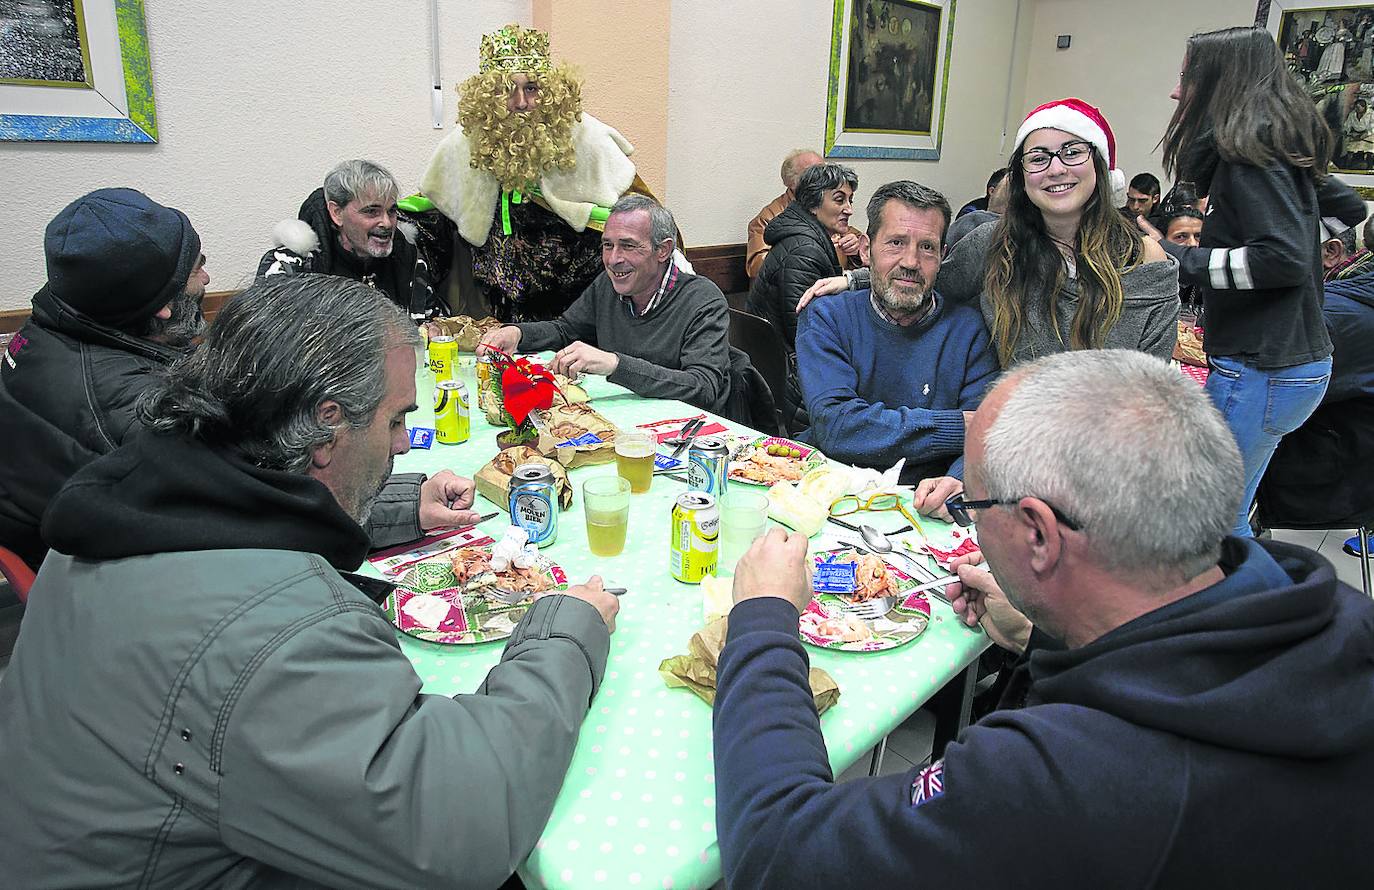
[479,195,732,415]
[0,274,619,888]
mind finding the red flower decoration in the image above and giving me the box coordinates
[498,355,559,425]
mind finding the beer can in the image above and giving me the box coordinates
[670,492,719,584]
[687,436,730,498]
[429,335,458,381]
[510,463,559,548]
[434,380,470,445]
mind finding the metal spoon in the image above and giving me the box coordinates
[857,524,955,603]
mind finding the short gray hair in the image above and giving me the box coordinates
[980,350,1243,576]
[609,194,676,250]
[780,148,821,189]
[323,159,398,208]
[139,274,419,474]
[865,180,952,245]
[794,163,858,213]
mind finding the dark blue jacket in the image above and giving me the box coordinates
[713,538,1374,888]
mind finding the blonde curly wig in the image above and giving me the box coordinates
[457,64,583,192]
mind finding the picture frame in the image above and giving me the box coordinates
[0,0,158,143]
[823,0,957,160]
[1261,0,1374,196]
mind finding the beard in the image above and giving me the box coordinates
[462,102,578,192]
[350,455,395,527]
[143,286,206,349]
[871,265,933,320]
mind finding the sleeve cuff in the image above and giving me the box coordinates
[363,473,427,551]
[506,594,612,700]
[727,596,804,641]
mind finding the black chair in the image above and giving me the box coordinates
[727,308,790,435]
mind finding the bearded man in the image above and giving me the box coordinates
[259,159,438,320]
[417,23,671,322]
[795,180,998,496]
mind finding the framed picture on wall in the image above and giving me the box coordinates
[0,0,158,142]
[823,0,957,160]
[1262,0,1374,196]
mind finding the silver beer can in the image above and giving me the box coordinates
[687,436,730,499]
[509,463,558,548]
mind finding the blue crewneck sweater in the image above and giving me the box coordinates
[795,289,997,479]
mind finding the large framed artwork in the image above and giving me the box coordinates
[0,0,158,142]
[1262,1,1374,195]
[824,0,956,160]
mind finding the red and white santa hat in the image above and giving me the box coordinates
[1014,97,1127,207]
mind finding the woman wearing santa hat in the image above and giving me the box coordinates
[1151,26,1366,538]
[799,98,1180,370]
[938,97,1178,368]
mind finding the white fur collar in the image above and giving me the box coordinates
[418,112,636,246]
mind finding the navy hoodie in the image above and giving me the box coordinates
[713,538,1374,888]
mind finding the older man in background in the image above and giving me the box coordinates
[480,195,731,415]
[0,274,618,887]
[713,349,1374,889]
[746,148,865,279]
[259,159,439,320]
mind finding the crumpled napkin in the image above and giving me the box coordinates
[848,458,909,497]
[489,526,537,573]
[659,617,841,714]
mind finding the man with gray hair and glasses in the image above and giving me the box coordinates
[480,194,731,414]
[0,274,620,887]
[260,158,440,319]
[711,349,1374,888]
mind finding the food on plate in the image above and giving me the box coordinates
[450,546,554,600]
[801,610,873,643]
[401,593,453,630]
[765,443,803,458]
[849,553,897,601]
[732,449,806,484]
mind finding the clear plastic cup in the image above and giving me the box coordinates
[614,431,655,493]
[583,475,631,556]
[718,491,770,573]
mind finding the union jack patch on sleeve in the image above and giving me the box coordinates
[910,759,945,806]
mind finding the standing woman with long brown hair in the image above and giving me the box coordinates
[1149,26,1366,538]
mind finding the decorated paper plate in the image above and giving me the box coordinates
[918,526,981,571]
[383,551,568,645]
[728,436,828,487]
[799,548,932,652]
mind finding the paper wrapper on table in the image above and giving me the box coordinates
[475,445,575,511]
[533,403,621,469]
[766,480,829,537]
[425,315,503,352]
[658,617,841,714]
[1173,321,1207,367]
[552,374,590,404]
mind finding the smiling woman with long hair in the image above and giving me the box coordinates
[1150,26,1366,537]
[941,98,1178,368]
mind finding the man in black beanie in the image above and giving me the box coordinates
[0,188,209,570]
[1,189,485,573]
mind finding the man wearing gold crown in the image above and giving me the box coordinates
[418,23,667,322]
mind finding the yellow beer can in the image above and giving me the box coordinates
[434,379,470,445]
[429,335,458,381]
[670,492,719,584]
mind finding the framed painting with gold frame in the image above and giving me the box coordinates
[824,0,956,160]
[0,0,158,142]
[1261,0,1374,197]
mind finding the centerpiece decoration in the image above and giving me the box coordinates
[481,348,563,448]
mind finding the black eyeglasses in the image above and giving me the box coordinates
[1020,140,1094,174]
[944,493,1082,531]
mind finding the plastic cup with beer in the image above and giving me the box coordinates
[614,431,656,493]
[583,475,632,557]
[718,491,770,573]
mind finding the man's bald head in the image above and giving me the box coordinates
[781,149,825,192]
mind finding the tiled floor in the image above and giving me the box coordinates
[1268,527,1372,592]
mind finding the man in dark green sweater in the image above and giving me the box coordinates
[480,195,732,415]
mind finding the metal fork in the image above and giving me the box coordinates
[840,595,896,620]
[665,418,706,459]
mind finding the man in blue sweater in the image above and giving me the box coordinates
[714,349,1374,889]
[796,180,998,514]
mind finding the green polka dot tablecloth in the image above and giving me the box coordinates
[371,357,990,889]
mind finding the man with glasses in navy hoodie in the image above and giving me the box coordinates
[713,348,1374,889]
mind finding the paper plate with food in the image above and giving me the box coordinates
[799,548,932,652]
[384,537,568,645]
[729,436,827,486]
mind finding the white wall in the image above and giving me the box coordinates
[665,0,1035,247]
[0,0,530,311]
[1021,0,1258,189]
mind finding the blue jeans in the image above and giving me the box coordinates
[1205,355,1332,537]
